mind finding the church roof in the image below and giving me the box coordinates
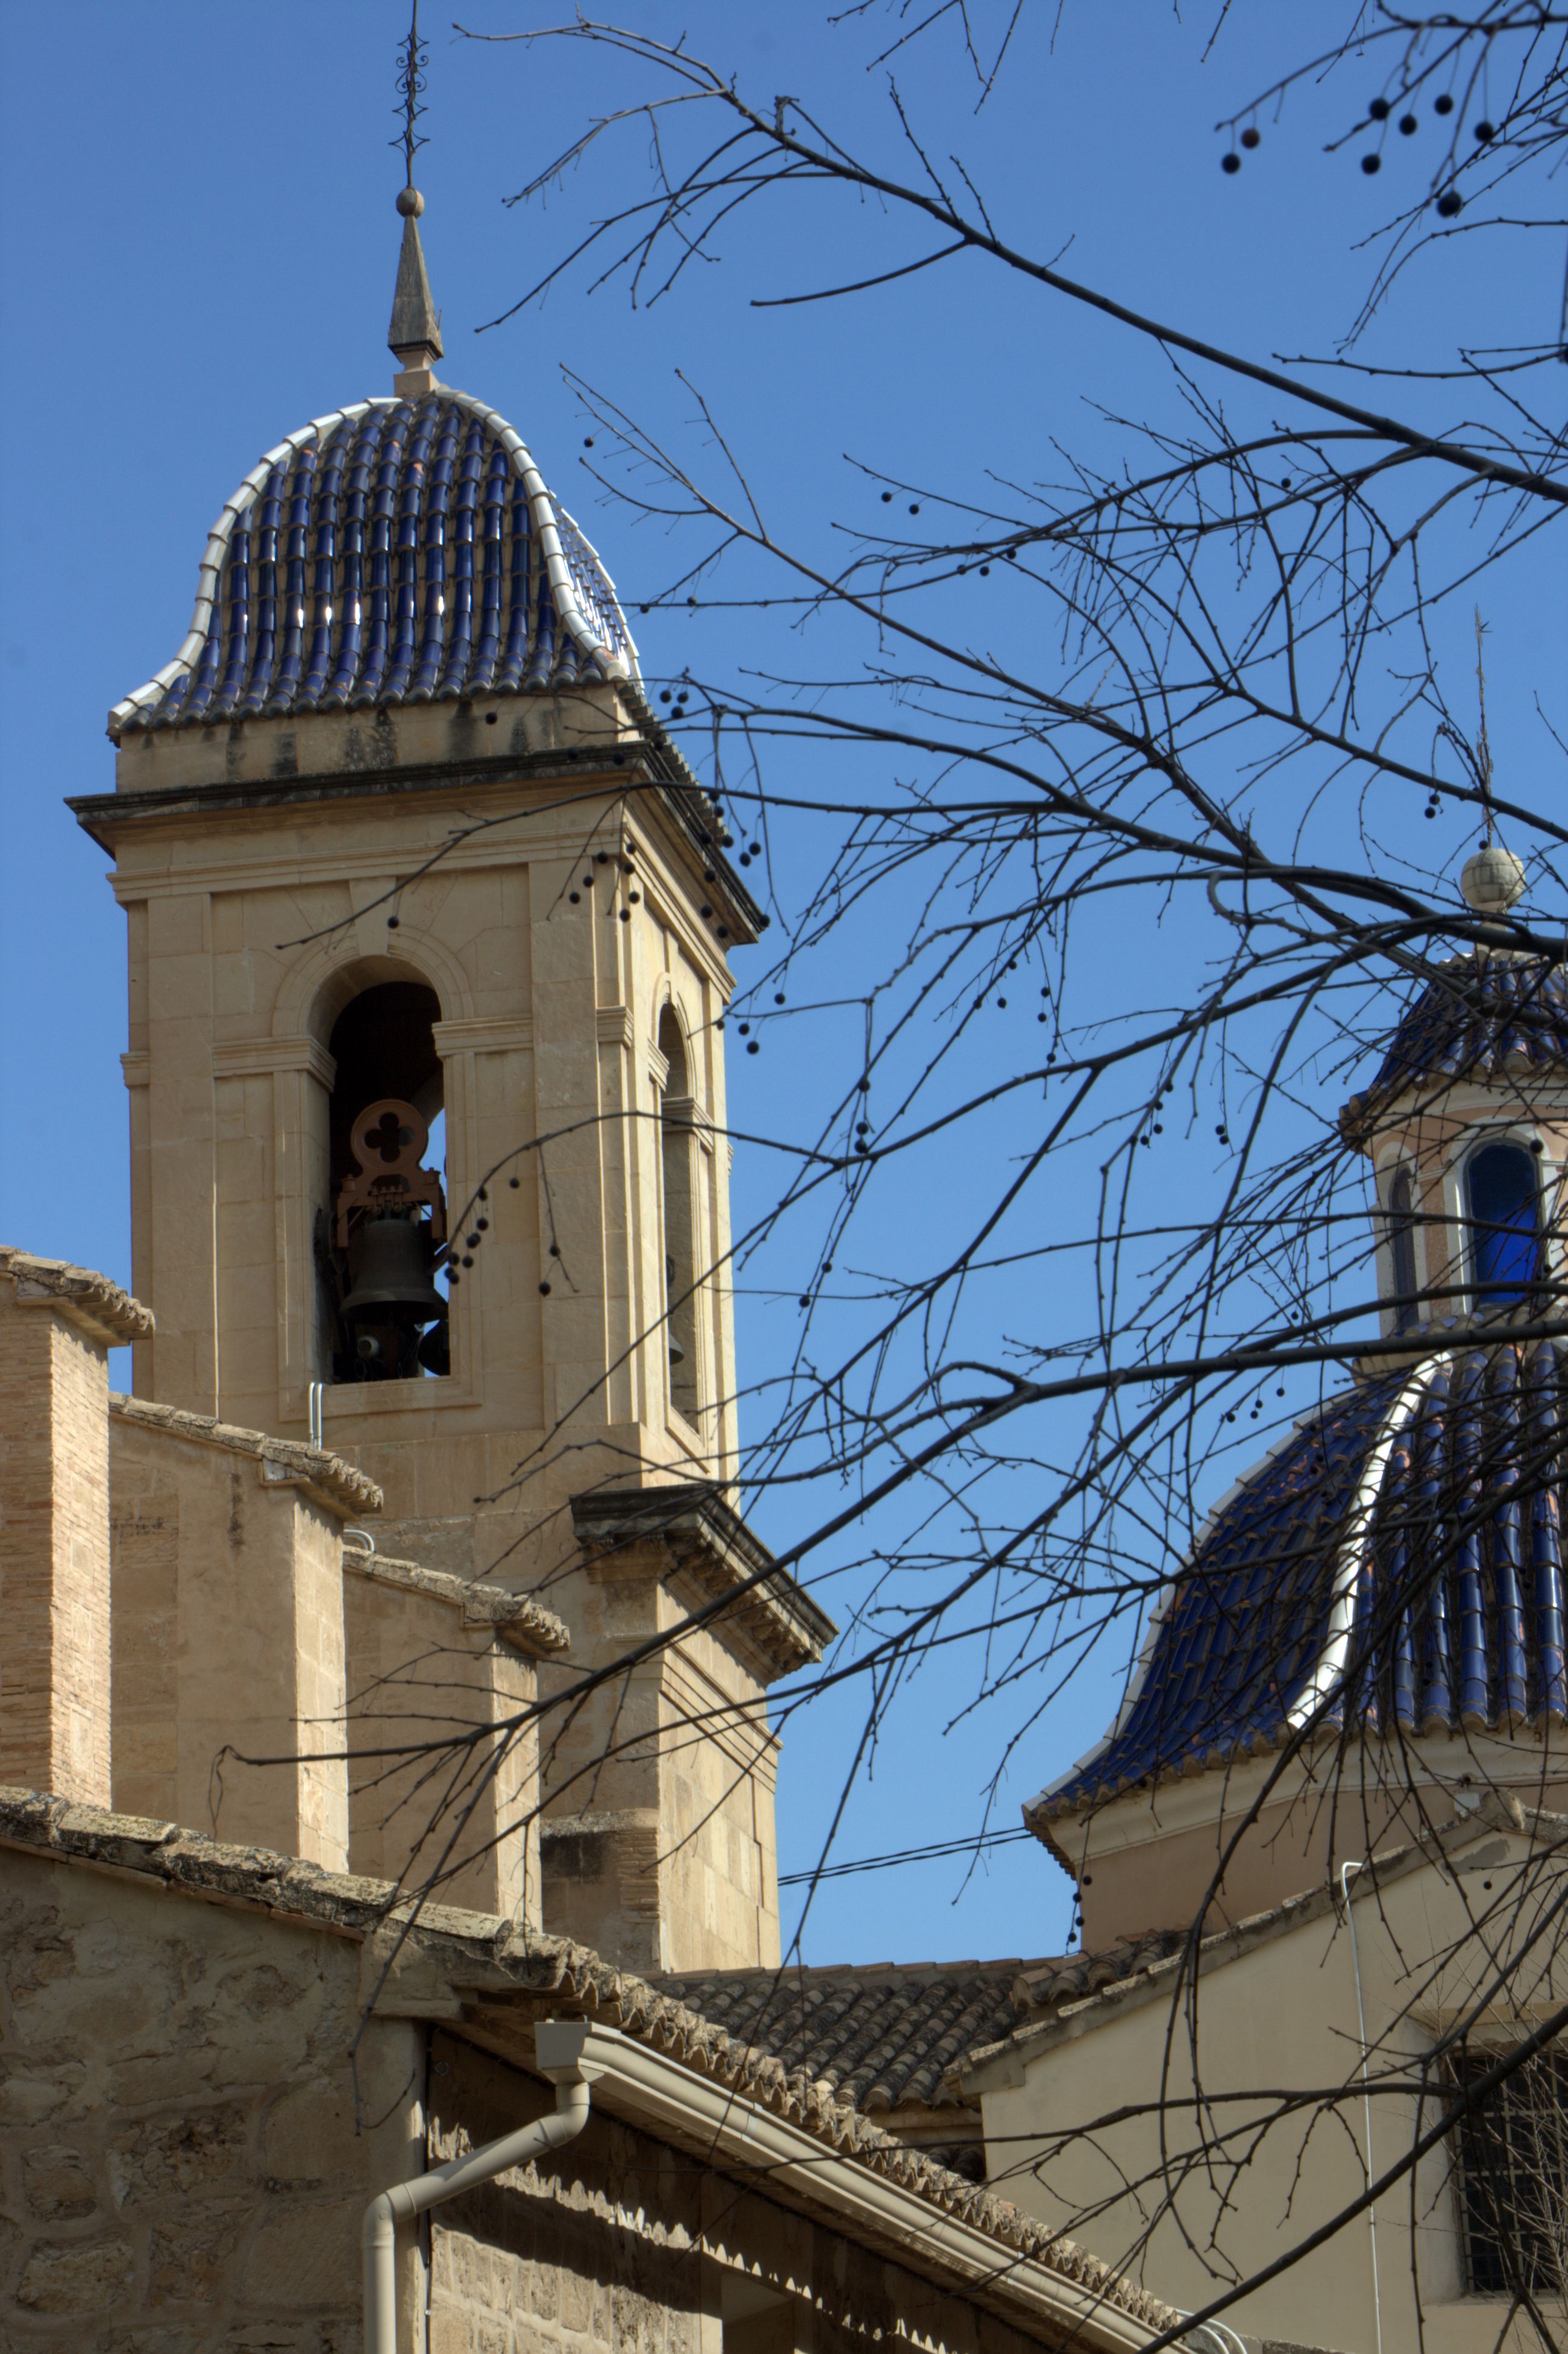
[656,1937,1191,2116]
[109,388,639,739]
[652,1957,1041,2115]
[1341,950,1568,1143]
[1035,1337,1568,1821]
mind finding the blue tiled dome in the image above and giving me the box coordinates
[110,389,638,739]
[1341,952,1568,1143]
[1036,1339,1567,1820]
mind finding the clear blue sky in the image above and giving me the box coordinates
[2,3,1560,1962]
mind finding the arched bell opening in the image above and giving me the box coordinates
[658,1003,700,1422]
[322,979,451,1381]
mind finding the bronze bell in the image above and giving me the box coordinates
[340,1214,447,1324]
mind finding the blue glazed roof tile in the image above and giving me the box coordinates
[1038,1339,1568,1818]
[110,389,639,739]
[1341,952,1568,1141]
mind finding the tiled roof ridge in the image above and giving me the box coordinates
[343,1546,569,1657]
[0,1787,1179,2337]
[1011,1929,1190,2013]
[662,1953,1053,1986]
[953,1791,1540,2091]
[1,1247,153,1346]
[109,1390,382,1518]
[109,385,639,739]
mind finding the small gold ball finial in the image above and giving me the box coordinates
[397,186,425,218]
[1460,844,1527,915]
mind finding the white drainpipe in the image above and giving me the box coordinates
[362,2018,599,2354]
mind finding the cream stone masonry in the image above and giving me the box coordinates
[108,1392,381,1868]
[343,1546,568,1916]
[0,1251,151,1807]
[71,703,755,1568]
[71,697,757,1514]
[545,1488,836,1973]
[1352,1071,1568,1352]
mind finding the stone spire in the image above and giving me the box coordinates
[389,186,443,397]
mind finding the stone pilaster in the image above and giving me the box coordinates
[0,1250,151,1804]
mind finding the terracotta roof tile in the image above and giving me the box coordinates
[652,1957,1050,2113]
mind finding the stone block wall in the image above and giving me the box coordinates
[343,1550,566,1919]
[108,1398,380,1869]
[0,1305,112,1807]
[0,1254,150,1809]
[0,1810,1164,2354]
[539,1545,789,1977]
[0,1838,420,2352]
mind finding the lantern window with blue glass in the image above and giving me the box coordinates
[1466,1138,1542,1311]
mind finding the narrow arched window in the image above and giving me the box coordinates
[1386,1167,1419,1334]
[658,1006,700,1418]
[1466,1140,1540,1311]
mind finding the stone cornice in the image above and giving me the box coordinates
[1,1249,153,1347]
[570,1484,837,1681]
[594,1005,635,1050]
[343,1548,569,1659]
[109,1391,381,1519]
[67,745,765,947]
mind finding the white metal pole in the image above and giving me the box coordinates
[1340,1859,1384,2354]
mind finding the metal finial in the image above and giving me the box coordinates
[1473,607,1496,849]
[1457,609,1525,914]
[394,1,428,189]
[388,1,441,390]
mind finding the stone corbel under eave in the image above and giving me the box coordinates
[568,1484,836,1683]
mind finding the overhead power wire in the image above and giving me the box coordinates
[778,1825,1033,1887]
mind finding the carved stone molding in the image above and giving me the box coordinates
[569,1484,836,1683]
[213,1034,337,1090]
[430,1015,535,1058]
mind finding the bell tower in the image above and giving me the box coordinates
[71,184,832,1974]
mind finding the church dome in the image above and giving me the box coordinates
[1035,1337,1567,1824]
[108,386,639,739]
